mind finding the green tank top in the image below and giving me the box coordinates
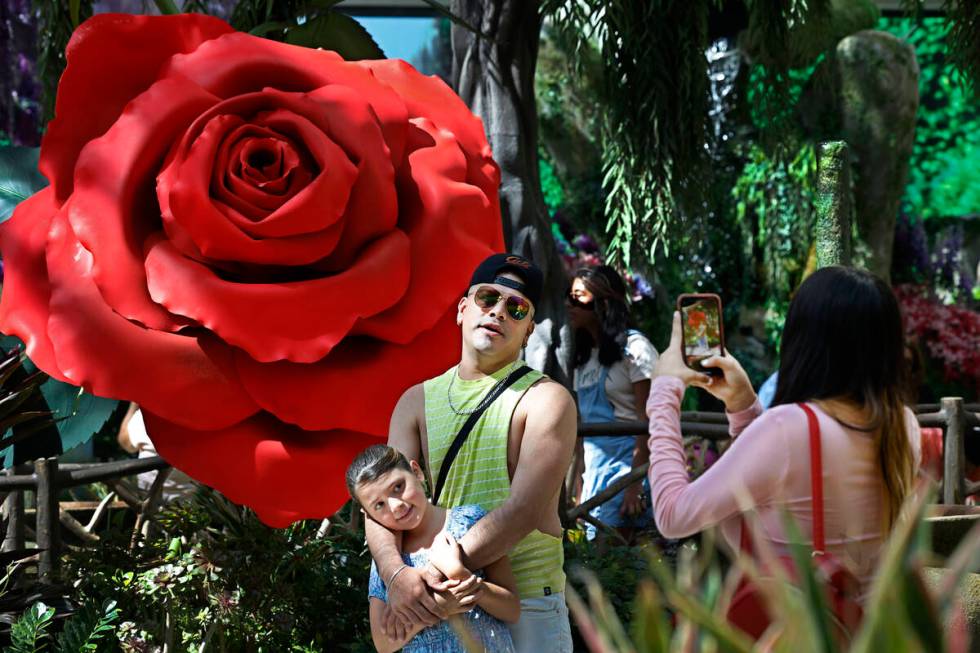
[424,363,566,599]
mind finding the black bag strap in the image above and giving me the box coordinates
[432,365,533,505]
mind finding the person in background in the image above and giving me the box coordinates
[647,266,921,601]
[568,265,658,542]
[117,403,196,501]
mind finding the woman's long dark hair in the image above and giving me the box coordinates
[772,266,914,525]
[572,265,633,367]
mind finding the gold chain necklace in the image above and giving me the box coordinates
[446,362,519,416]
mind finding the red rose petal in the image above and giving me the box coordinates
[144,229,410,363]
[0,189,69,382]
[44,210,259,430]
[69,75,219,332]
[360,58,500,198]
[301,84,399,272]
[351,118,501,343]
[145,410,382,527]
[214,123,311,216]
[215,124,293,217]
[40,13,233,202]
[236,306,460,434]
[163,33,408,166]
[157,93,359,265]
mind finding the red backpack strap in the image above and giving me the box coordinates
[797,402,825,554]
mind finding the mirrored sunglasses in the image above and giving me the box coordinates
[472,286,531,321]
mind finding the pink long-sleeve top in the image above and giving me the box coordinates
[646,376,921,597]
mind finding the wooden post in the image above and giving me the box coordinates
[2,464,28,552]
[941,397,966,505]
[35,457,59,579]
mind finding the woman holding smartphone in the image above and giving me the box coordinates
[647,266,920,600]
[568,265,658,542]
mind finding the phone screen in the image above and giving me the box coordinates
[679,296,724,373]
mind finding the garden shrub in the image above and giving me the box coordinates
[63,490,373,652]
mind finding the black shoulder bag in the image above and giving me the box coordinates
[431,365,533,505]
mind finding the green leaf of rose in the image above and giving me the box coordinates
[0,336,119,468]
[0,146,47,225]
[285,13,386,61]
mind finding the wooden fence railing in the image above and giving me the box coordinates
[0,456,171,578]
[568,398,979,529]
[0,399,975,574]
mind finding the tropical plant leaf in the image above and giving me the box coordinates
[0,147,46,224]
[851,490,931,653]
[285,13,385,60]
[8,601,55,653]
[781,514,836,653]
[151,0,179,15]
[629,580,670,653]
[54,599,120,653]
[0,336,118,467]
[68,0,82,27]
[39,378,118,459]
[646,555,754,653]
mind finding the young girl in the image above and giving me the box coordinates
[346,445,519,653]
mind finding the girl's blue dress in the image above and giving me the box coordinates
[368,504,516,652]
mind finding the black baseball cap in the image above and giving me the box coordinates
[468,253,543,307]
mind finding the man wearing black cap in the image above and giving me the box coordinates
[366,253,577,652]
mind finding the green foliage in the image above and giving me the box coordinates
[53,600,119,653]
[879,17,980,220]
[570,492,980,652]
[284,12,384,60]
[537,0,844,266]
[34,0,94,123]
[230,0,384,60]
[564,537,653,634]
[230,0,309,32]
[539,154,564,215]
[731,141,817,349]
[0,147,46,224]
[4,599,120,653]
[64,490,373,652]
[0,335,119,467]
[541,0,714,265]
[937,0,980,96]
[7,602,55,653]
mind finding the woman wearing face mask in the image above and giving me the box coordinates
[568,265,659,542]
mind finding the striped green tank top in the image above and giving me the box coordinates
[424,363,566,599]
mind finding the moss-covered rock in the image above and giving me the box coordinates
[836,30,919,280]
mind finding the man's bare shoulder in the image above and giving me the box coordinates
[394,382,426,414]
[522,376,576,414]
[390,383,426,431]
[527,376,575,406]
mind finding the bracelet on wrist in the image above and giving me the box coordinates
[388,563,410,588]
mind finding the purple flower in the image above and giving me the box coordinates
[572,234,599,253]
[892,213,931,280]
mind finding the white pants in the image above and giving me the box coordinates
[507,592,572,653]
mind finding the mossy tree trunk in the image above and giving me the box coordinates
[450,0,573,385]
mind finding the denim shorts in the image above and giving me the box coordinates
[507,592,572,653]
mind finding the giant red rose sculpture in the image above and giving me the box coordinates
[0,14,503,526]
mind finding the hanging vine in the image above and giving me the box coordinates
[540,0,838,265]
